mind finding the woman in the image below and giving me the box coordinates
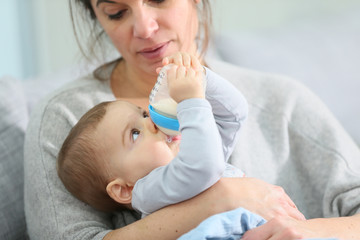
[24,0,360,239]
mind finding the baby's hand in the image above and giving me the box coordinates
[162,52,203,72]
[161,52,205,103]
[167,65,204,103]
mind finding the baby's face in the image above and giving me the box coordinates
[97,101,180,186]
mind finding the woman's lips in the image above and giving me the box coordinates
[138,42,169,60]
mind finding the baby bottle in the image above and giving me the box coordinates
[148,64,206,136]
[149,64,180,136]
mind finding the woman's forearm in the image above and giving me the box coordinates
[306,214,360,239]
[105,178,305,239]
[104,180,227,240]
[242,213,360,239]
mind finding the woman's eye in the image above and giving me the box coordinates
[150,0,166,3]
[131,129,140,141]
[108,10,126,20]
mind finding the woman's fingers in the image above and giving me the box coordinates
[242,221,272,240]
[279,200,306,221]
[270,186,305,220]
[285,201,306,221]
[226,178,305,221]
[276,186,297,209]
[242,217,305,240]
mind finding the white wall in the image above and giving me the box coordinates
[0,1,22,79]
[0,0,79,80]
[31,0,80,78]
[212,0,360,33]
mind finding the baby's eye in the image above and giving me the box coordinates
[131,129,140,141]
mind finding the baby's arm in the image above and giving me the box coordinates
[204,67,248,161]
[163,52,248,161]
[132,53,226,216]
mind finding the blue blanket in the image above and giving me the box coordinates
[178,208,338,240]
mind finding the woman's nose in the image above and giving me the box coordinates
[133,10,159,39]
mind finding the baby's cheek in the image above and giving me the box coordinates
[170,142,180,158]
[152,145,174,166]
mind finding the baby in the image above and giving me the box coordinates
[57,53,247,217]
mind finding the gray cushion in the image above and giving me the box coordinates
[0,76,28,239]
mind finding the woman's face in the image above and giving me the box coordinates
[91,0,199,76]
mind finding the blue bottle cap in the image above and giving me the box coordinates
[148,105,179,131]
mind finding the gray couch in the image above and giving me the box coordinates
[0,73,76,239]
[0,77,28,239]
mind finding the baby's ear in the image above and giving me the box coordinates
[106,179,133,204]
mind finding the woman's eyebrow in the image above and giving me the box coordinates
[96,0,116,7]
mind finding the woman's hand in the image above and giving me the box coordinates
[104,177,305,240]
[213,178,306,221]
[242,217,309,240]
[243,214,360,240]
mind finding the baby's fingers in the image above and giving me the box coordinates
[166,65,178,83]
[191,55,203,72]
[176,66,187,79]
[162,52,192,68]
[156,67,162,74]
[162,57,170,66]
[182,53,191,68]
[186,67,196,79]
[165,52,183,66]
